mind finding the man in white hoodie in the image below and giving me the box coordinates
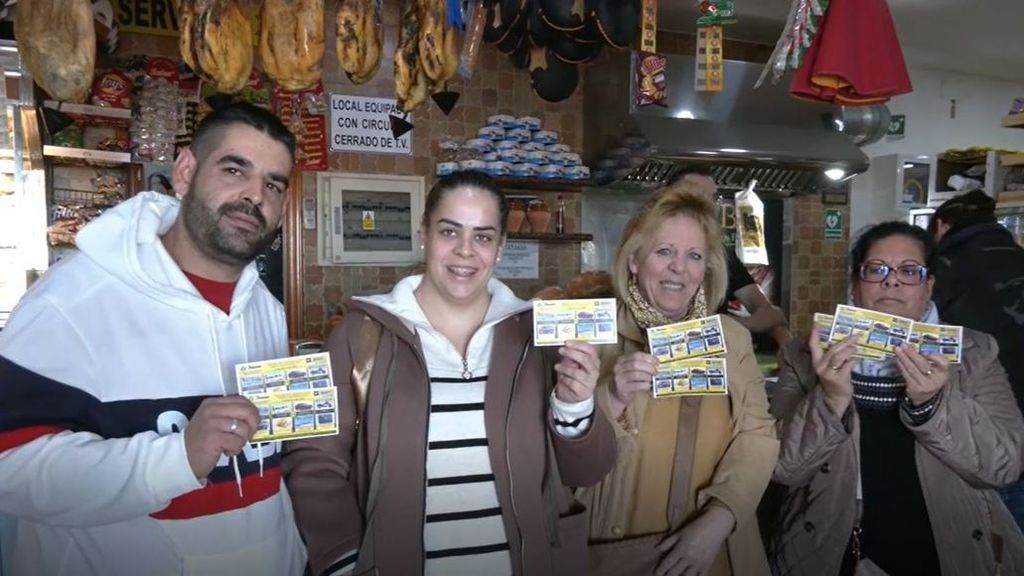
[0,103,307,575]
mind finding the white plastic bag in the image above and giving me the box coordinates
[735,180,769,265]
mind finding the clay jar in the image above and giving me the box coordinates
[527,200,551,233]
[506,200,527,233]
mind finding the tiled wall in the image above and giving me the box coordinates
[302,3,586,338]
[119,24,851,340]
[787,196,851,335]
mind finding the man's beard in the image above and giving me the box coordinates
[181,184,276,267]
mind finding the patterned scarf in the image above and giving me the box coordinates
[625,275,708,330]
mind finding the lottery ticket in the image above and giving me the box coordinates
[236,352,339,442]
[646,314,726,363]
[653,357,728,397]
[533,298,618,346]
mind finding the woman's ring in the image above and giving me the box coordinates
[229,418,238,433]
[925,369,933,376]
[830,365,839,371]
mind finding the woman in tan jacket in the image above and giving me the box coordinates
[770,221,1024,575]
[578,184,779,576]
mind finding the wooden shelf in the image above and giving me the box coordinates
[43,100,131,120]
[494,177,591,193]
[507,232,593,243]
[43,100,131,129]
[1002,113,1024,128]
[44,145,131,165]
[1001,153,1024,167]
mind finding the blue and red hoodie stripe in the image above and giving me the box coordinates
[0,355,281,519]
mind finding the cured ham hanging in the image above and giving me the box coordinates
[260,0,326,91]
[336,0,383,84]
[179,0,255,94]
[15,0,96,103]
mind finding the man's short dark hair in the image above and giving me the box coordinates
[191,102,296,163]
[928,189,996,236]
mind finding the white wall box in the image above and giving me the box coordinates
[316,172,425,265]
[850,153,936,234]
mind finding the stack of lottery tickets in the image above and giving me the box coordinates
[647,315,729,398]
[816,305,963,364]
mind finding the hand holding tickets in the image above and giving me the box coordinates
[647,314,729,398]
[821,305,963,364]
[533,298,618,346]
[235,352,339,442]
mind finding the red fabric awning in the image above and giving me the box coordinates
[790,0,912,105]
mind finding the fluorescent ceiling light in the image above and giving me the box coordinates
[693,150,718,155]
[825,168,847,181]
[903,163,915,169]
[721,148,748,154]
[675,109,695,119]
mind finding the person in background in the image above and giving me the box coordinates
[679,172,792,363]
[928,188,1024,531]
[578,183,778,576]
[283,170,615,576]
[0,103,306,575]
[769,221,1024,576]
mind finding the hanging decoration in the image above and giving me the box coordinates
[694,1,735,93]
[635,0,666,107]
[456,0,486,79]
[754,0,828,88]
[788,0,912,105]
[478,0,638,103]
[272,81,328,171]
[694,25,723,93]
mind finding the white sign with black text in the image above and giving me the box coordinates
[495,241,539,280]
[329,94,412,155]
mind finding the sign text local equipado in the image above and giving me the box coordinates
[329,94,413,155]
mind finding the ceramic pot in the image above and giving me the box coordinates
[507,200,527,233]
[527,200,551,233]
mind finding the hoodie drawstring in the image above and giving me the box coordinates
[239,314,265,480]
[208,312,244,498]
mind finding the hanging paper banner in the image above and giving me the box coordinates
[640,0,657,53]
[695,26,724,92]
[273,82,329,172]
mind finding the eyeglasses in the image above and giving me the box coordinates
[859,260,928,285]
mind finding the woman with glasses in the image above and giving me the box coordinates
[767,221,1024,576]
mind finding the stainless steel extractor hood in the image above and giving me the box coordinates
[583,51,870,196]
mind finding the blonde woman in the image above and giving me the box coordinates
[579,184,778,576]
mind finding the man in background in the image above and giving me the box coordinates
[679,171,793,358]
[0,103,306,575]
[929,189,1024,529]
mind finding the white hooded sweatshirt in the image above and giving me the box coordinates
[0,192,306,575]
